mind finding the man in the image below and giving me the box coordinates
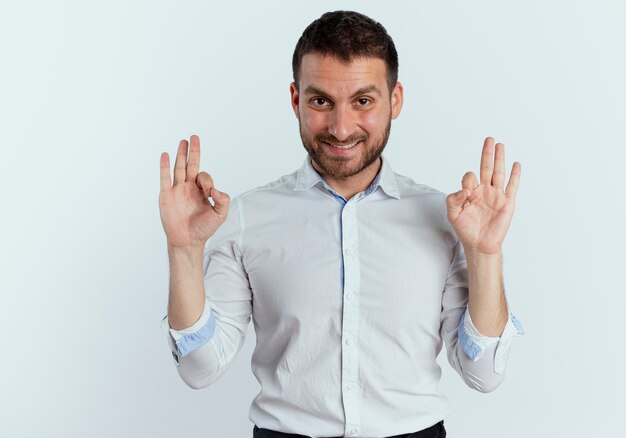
[159,10,524,438]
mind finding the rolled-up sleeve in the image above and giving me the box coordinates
[160,197,253,389]
[458,306,525,374]
[440,237,524,393]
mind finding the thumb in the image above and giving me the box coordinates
[446,189,468,218]
[210,187,230,217]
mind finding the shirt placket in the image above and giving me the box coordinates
[340,196,362,437]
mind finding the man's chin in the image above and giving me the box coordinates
[315,158,365,179]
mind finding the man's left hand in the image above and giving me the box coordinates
[446,137,521,255]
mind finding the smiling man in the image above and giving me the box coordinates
[159,10,524,438]
[291,53,401,201]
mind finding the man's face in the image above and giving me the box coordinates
[290,53,403,180]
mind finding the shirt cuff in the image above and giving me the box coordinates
[458,306,525,374]
[160,297,217,358]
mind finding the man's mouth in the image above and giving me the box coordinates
[324,140,361,150]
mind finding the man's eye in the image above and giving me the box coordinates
[356,98,371,106]
[311,97,329,106]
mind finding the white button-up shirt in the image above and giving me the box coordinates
[161,154,524,437]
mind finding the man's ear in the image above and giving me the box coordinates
[290,82,300,119]
[390,81,404,119]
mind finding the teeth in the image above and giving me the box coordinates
[330,141,358,149]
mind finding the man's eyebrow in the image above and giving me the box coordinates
[303,85,331,97]
[350,85,382,98]
[302,84,383,99]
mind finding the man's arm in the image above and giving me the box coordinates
[160,197,252,389]
[167,245,207,330]
[441,136,524,390]
[443,136,522,342]
[158,135,251,388]
[159,134,231,330]
[465,250,508,337]
[440,237,524,393]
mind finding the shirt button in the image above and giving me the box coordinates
[350,428,358,435]
[345,293,352,301]
[344,248,351,256]
[346,384,354,391]
[345,338,352,345]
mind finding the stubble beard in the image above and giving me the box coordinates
[299,117,392,179]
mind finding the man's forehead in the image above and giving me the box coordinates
[299,53,388,93]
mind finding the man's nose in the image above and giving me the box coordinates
[328,105,356,142]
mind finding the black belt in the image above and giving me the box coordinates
[253,420,446,438]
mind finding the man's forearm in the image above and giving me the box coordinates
[465,248,509,337]
[167,245,206,330]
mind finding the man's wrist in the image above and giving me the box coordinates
[464,248,502,272]
[167,243,205,261]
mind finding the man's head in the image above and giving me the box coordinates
[292,10,399,95]
[290,11,403,181]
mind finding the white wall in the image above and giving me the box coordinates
[1,0,624,436]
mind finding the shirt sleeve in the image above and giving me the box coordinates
[160,197,253,389]
[440,236,524,393]
[160,296,215,359]
[458,305,525,374]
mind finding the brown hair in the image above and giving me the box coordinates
[292,10,399,94]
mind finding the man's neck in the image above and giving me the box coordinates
[310,157,382,201]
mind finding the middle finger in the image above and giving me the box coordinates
[479,137,495,186]
[492,142,506,189]
[173,139,188,185]
[185,135,201,182]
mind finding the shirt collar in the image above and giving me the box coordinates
[292,154,401,199]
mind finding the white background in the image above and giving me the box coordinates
[1,0,624,436]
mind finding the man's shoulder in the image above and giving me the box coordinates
[232,168,299,203]
[392,171,446,200]
[390,171,454,231]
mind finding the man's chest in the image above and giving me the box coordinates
[242,211,454,328]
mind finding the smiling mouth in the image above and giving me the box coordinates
[325,140,361,150]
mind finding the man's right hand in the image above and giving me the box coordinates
[159,135,230,249]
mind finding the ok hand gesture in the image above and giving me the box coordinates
[446,137,521,255]
[159,135,230,249]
